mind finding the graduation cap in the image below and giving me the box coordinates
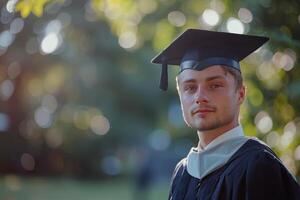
[151,29,269,90]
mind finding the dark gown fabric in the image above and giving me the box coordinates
[169,139,300,200]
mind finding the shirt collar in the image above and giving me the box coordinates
[198,125,245,151]
[186,125,249,179]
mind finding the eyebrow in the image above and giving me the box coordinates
[205,75,226,81]
[180,75,226,84]
[181,79,197,84]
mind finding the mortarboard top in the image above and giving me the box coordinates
[151,29,269,91]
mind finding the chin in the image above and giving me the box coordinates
[193,119,220,131]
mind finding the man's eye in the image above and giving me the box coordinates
[209,84,222,89]
[184,85,197,92]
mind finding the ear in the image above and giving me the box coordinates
[237,85,246,105]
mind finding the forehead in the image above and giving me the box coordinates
[177,65,228,83]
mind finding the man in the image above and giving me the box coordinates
[151,29,300,200]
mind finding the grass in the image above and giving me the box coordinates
[0,175,169,200]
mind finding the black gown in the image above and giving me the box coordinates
[169,139,300,200]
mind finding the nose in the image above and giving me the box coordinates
[195,87,209,104]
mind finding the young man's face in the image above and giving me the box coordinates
[176,65,245,132]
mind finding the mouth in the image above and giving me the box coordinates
[192,107,215,116]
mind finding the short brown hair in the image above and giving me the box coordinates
[221,66,243,90]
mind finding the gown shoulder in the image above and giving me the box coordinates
[169,139,300,200]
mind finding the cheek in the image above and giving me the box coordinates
[216,92,239,110]
[180,95,193,115]
[181,94,194,106]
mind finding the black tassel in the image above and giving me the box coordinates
[159,62,168,91]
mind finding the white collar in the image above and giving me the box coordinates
[186,125,249,179]
[198,125,245,151]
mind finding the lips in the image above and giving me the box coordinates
[192,107,216,116]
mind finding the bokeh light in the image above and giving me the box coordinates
[20,153,35,171]
[40,33,61,54]
[10,17,24,34]
[6,0,17,13]
[254,111,273,134]
[266,131,280,147]
[280,121,297,148]
[238,8,253,24]
[45,128,63,148]
[272,50,296,71]
[202,9,220,26]
[1,5,14,24]
[7,62,21,79]
[294,145,300,160]
[256,61,282,90]
[168,10,186,27]
[209,0,225,14]
[45,20,62,34]
[101,155,121,176]
[0,79,14,100]
[148,129,171,151]
[118,31,137,49]
[42,94,58,114]
[226,17,244,34]
[138,0,157,14]
[90,115,110,135]
[0,30,14,48]
[0,113,9,132]
[34,107,53,128]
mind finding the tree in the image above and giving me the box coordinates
[1,0,300,179]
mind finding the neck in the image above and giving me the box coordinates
[197,121,239,149]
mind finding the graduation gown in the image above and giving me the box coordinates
[169,139,300,200]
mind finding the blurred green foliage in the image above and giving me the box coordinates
[1,0,300,183]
